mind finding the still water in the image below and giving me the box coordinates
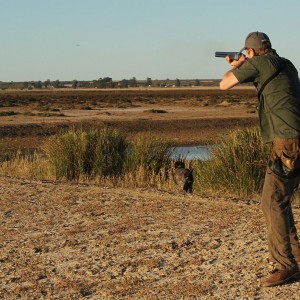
[171,145,211,161]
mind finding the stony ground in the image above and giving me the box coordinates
[1,176,300,299]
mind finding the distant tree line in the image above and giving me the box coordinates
[0,77,222,90]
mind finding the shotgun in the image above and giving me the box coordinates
[215,52,242,61]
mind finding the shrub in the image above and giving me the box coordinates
[0,111,19,116]
[43,128,127,180]
[126,132,173,174]
[43,129,88,180]
[0,151,14,162]
[0,150,52,179]
[0,129,175,190]
[92,128,127,176]
[193,126,270,197]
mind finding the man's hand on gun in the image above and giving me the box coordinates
[226,53,246,67]
[215,51,246,67]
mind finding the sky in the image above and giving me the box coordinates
[1,0,300,82]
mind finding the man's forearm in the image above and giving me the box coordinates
[220,60,244,90]
[220,70,239,90]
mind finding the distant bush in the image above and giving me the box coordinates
[23,112,65,117]
[147,109,168,114]
[0,111,19,116]
[193,126,270,197]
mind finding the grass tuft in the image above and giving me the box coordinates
[125,132,173,174]
[193,126,270,197]
[42,127,127,180]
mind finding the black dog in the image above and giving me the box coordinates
[172,161,194,193]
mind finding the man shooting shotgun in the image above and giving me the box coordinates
[218,31,300,287]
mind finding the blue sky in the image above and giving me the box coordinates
[1,0,300,82]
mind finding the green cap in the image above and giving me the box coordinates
[244,31,271,49]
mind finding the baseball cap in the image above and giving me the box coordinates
[243,31,271,49]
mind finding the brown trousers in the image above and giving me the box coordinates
[261,138,300,270]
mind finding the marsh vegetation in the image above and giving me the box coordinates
[0,126,270,198]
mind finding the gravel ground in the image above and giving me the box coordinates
[1,176,300,299]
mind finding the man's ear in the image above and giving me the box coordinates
[248,48,255,58]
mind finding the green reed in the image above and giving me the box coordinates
[0,126,271,196]
[3,128,173,187]
[193,126,270,197]
[125,132,173,174]
[42,128,127,180]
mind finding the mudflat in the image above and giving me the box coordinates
[0,87,258,151]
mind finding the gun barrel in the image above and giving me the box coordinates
[215,52,241,60]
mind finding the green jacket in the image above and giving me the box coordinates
[233,50,300,143]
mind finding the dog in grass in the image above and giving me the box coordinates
[172,161,194,193]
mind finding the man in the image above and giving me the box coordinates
[220,31,300,287]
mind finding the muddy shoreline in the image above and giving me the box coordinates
[0,117,258,153]
[0,87,259,151]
